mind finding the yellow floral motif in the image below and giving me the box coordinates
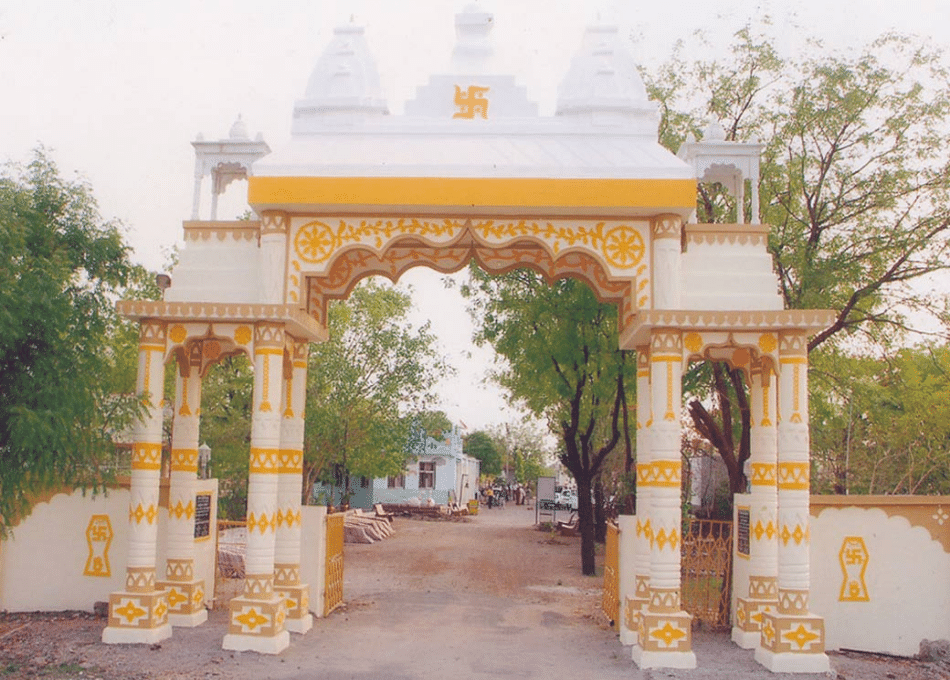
[294,218,464,265]
[783,624,820,649]
[683,332,703,354]
[166,588,188,608]
[602,225,645,269]
[758,333,778,354]
[193,588,204,607]
[234,326,252,345]
[650,622,687,647]
[235,607,269,631]
[115,600,147,624]
[169,325,187,344]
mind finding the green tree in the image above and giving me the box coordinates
[811,345,950,495]
[199,355,254,520]
[464,430,501,477]
[0,151,139,533]
[644,28,950,494]
[303,279,451,503]
[464,268,635,575]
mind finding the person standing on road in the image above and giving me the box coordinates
[486,486,495,509]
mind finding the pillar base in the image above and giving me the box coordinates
[157,579,207,628]
[632,610,696,670]
[285,613,313,634]
[274,583,311,634]
[732,626,762,649]
[620,596,646,646]
[755,610,829,673]
[632,646,697,670]
[222,595,289,655]
[102,591,172,645]
[732,597,774,649]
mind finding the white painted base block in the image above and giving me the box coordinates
[102,622,172,645]
[286,613,313,634]
[222,630,290,654]
[754,647,830,674]
[631,646,697,670]
[619,627,637,646]
[731,626,761,649]
[169,608,208,628]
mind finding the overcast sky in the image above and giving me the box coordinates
[2,1,947,432]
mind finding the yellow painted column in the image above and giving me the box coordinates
[624,345,651,647]
[274,337,312,634]
[733,358,778,648]
[756,332,829,673]
[103,320,172,645]
[633,330,696,670]
[157,348,207,627]
[223,322,290,654]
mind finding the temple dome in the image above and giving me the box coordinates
[555,24,657,131]
[292,24,388,132]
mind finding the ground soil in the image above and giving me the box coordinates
[1,503,947,679]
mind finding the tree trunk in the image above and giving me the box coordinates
[576,472,597,576]
[593,477,606,543]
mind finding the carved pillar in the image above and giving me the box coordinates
[633,330,696,670]
[650,215,683,310]
[157,344,207,627]
[274,337,312,634]
[624,345,652,647]
[103,320,172,645]
[259,211,289,305]
[755,332,829,673]
[733,358,778,648]
[223,322,290,654]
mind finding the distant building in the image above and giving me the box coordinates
[373,426,480,507]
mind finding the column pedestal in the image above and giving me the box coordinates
[223,594,290,654]
[157,576,208,628]
[755,610,829,673]
[102,589,171,645]
[632,610,696,669]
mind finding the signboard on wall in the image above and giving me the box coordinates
[737,506,750,558]
[194,493,212,539]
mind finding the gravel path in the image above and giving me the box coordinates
[0,503,947,679]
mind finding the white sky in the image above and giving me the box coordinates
[2,1,948,432]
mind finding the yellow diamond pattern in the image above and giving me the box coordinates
[115,600,147,624]
[167,588,187,608]
[235,607,269,631]
[650,622,687,647]
[784,624,820,649]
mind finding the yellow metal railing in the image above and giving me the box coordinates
[681,518,733,628]
[601,522,620,624]
[324,512,345,616]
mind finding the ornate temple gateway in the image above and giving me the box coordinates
[103,4,833,673]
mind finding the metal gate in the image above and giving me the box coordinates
[601,522,620,624]
[324,512,344,616]
[681,518,732,628]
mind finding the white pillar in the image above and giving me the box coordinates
[733,359,778,648]
[260,211,289,305]
[624,345,651,648]
[223,322,290,654]
[274,337,313,634]
[157,348,208,627]
[633,330,696,670]
[650,215,682,310]
[103,320,172,645]
[755,331,829,673]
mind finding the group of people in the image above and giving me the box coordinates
[478,483,530,508]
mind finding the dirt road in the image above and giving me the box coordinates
[0,503,947,679]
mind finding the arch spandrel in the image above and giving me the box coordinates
[295,220,646,338]
[682,331,781,382]
[288,215,651,337]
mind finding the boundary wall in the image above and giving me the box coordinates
[0,479,217,613]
